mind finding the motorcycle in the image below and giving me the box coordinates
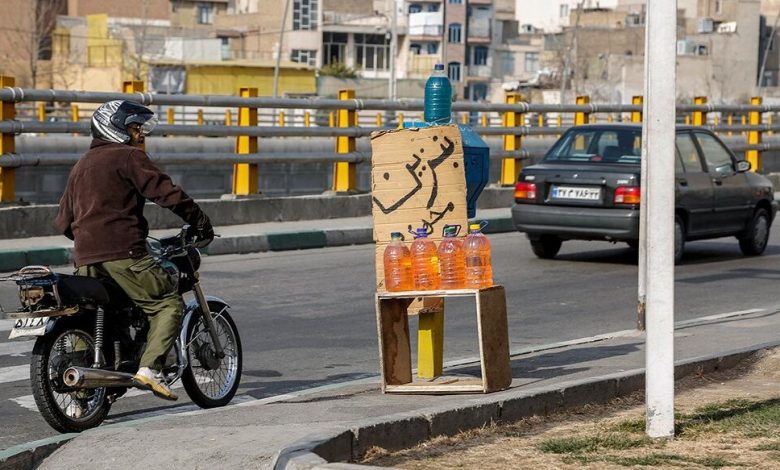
[1,226,242,433]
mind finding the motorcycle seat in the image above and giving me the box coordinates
[56,275,111,306]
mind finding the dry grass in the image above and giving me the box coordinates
[361,348,780,469]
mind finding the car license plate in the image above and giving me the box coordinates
[551,186,601,201]
[9,317,49,339]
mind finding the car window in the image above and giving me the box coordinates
[545,128,642,164]
[695,132,734,173]
[676,133,704,173]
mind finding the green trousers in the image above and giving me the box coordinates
[76,255,183,370]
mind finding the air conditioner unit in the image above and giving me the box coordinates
[520,23,534,33]
[677,39,696,55]
[698,17,714,33]
[625,14,642,27]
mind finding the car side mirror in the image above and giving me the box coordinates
[736,160,751,173]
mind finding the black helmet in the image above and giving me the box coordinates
[91,100,158,144]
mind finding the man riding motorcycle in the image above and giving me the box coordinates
[54,100,214,401]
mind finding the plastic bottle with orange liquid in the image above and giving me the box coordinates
[464,222,493,289]
[438,224,466,289]
[383,232,413,292]
[410,227,440,290]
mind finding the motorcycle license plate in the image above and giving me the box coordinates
[9,317,49,339]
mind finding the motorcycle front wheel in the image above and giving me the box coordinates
[30,326,111,433]
[181,302,242,408]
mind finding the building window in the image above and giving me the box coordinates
[473,46,488,66]
[448,61,461,81]
[293,0,318,31]
[409,4,422,13]
[197,3,214,24]
[471,83,488,101]
[220,37,230,60]
[410,43,422,55]
[355,33,389,72]
[501,51,514,75]
[323,32,347,65]
[427,4,440,12]
[448,23,462,43]
[426,42,438,54]
[525,52,539,73]
[449,0,463,4]
[560,4,569,18]
[291,49,317,67]
[715,0,722,14]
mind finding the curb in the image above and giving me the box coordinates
[271,340,780,470]
[1,218,514,272]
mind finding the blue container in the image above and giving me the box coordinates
[424,64,452,125]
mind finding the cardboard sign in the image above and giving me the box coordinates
[371,124,468,292]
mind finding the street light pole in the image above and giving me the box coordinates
[389,0,398,101]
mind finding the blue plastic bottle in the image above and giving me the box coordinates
[424,63,452,125]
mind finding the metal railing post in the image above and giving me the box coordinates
[481,113,488,127]
[304,111,311,127]
[333,89,357,193]
[70,104,79,122]
[278,111,285,127]
[167,108,175,125]
[37,102,45,122]
[747,96,763,172]
[225,110,232,126]
[575,95,590,125]
[197,109,204,126]
[233,87,259,196]
[631,96,643,122]
[728,114,734,136]
[500,92,523,186]
[0,76,15,202]
[397,112,404,129]
[375,112,382,127]
[328,111,335,127]
[693,96,707,125]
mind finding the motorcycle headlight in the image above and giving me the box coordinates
[19,286,45,307]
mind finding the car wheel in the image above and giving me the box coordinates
[674,216,685,265]
[738,208,770,256]
[529,235,562,259]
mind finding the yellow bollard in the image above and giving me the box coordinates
[607,114,614,123]
[333,89,357,193]
[397,112,404,129]
[693,96,707,126]
[590,114,597,123]
[500,92,523,186]
[728,114,733,136]
[538,113,544,127]
[741,115,747,136]
[376,112,382,127]
[0,75,16,202]
[197,109,204,126]
[481,113,488,127]
[417,310,444,378]
[328,111,335,127]
[746,96,763,172]
[225,109,232,126]
[167,108,175,125]
[557,115,562,127]
[70,105,79,122]
[631,96,643,123]
[575,95,590,125]
[278,111,285,127]
[461,112,468,125]
[122,81,145,149]
[232,87,259,196]
[37,103,46,122]
[304,111,311,127]
[684,115,691,125]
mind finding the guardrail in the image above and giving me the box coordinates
[1,76,780,202]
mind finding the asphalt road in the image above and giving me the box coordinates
[2,230,780,450]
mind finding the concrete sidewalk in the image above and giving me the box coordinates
[3,307,778,470]
[0,208,514,272]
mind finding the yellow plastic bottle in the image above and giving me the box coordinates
[438,224,465,289]
[410,227,440,290]
[383,232,413,292]
[464,222,493,289]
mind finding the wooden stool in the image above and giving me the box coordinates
[375,285,512,394]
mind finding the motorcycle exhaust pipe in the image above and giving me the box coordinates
[63,367,135,389]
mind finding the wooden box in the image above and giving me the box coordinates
[375,286,512,394]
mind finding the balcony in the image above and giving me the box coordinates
[408,11,443,40]
[408,54,442,77]
[467,65,492,78]
[467,17,490,42]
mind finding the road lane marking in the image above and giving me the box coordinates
[0,365,29,383]
[9,395,36,412]
[0,340,34,356]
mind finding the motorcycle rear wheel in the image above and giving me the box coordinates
[31,327,111,433]
[182,302,242,408]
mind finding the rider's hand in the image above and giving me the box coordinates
[189,213,214,246]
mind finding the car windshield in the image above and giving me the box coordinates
[545,128,642,164]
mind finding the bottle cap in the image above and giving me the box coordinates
[434,63,444,71]
[442,225,460,237]
[390,231,402,240]
[469,223,481,231]
[414,228,428,238]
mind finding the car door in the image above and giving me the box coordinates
[693,131,752,233]
[675,132,715,236]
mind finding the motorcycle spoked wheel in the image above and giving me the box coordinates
[181,302,242,408]
[30,327,111,433]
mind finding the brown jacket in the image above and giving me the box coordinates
[55,139,206,267]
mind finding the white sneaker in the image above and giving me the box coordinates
[133,367,178,401]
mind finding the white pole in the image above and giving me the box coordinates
[389,0,398,101]
[642,0,676,439]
